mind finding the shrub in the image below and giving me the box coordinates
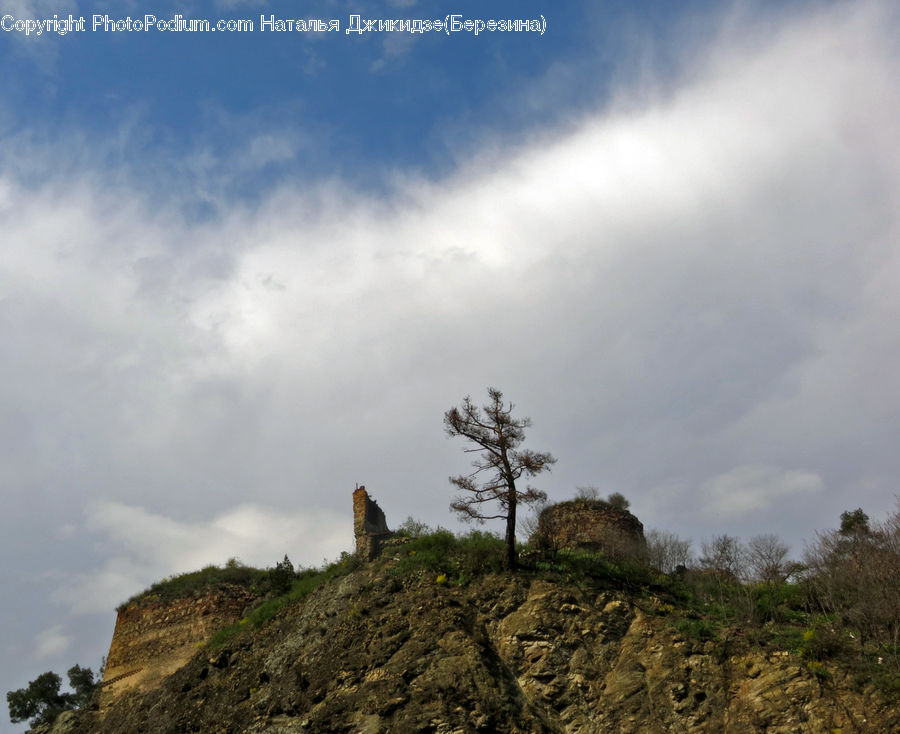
[391,529,506,581]
[801,625,848,661]
[261,555,295,596]
[805,660,832,681]
[672,617,719,640]
[748,582,806,624]
[208,553,360,648]
[121,561,267,608]
[395,516,431,538]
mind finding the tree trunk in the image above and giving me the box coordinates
[505,488,517,571]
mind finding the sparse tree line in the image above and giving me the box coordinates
[642,506,900,675]
[645,529,797,583]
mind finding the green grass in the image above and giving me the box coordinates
[390,529,506,581]
[671,617,720,641]
[120,562,267,609]
[537,548,656,589]
[208,554,361,648]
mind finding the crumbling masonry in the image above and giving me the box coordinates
[353,485,393,560]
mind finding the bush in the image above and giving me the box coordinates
[671,617,719,640]
[261,555,295,596]
[547,549,654,588]
[391,529,506,581]
[208,553,361,648]
[395,516,431,538]
[748,582,806,624]
[801,625,848,662]
[121,561,267,608]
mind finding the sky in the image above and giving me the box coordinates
[2,0,900,727]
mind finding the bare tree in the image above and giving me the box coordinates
[445,387,556,570]
[575,485,601,501]
[646,529,693,574]
[746,533,791,584]
[518,497,548,543]
[700,534,747,581]
[804,504,900,656]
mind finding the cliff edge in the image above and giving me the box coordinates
[42,557,898,734]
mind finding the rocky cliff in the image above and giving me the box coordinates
[43,558,898,734]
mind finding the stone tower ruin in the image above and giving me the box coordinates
[536,499,647,560]
[353,486,393,561]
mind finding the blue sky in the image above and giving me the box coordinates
[3,1,900,730]
[3,1,757,200]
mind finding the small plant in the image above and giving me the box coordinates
[801,625,846,662]
[671,617,719,640]
[806,660,831,681]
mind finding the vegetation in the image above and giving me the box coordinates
[7,665,97,729]
[444,387,556,570]
[574,486,631,511]
[11,470,898,729]
[391,528,508,583]
[646,529,692,575]
[208,553,361,648]
[386,500,899,697]
[120,555,301,609]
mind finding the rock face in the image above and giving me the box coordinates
[537,500,647,559]
[59,569,897,734]
[100,584,256,705]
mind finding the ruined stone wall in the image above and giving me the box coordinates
[353,486,392,560]
[537,501,647,559]
[101,584,256,705]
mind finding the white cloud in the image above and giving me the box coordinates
[0,0,66,15]
[213,0,266,9]
[53,502,348,614]
[699,466,825,517]
[1,0,897,617]
[33,625,71,660]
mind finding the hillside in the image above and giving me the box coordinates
[34,538,899,734]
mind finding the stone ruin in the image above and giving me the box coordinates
[353,485,394,561]
[101,486,395,707]
[100,585,256,707]
[536,499,647,560]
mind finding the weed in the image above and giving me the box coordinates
[671,617,719,641]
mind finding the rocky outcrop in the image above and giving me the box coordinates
[58,567,897,734]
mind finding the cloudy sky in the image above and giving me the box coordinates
[2,0,900,724]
